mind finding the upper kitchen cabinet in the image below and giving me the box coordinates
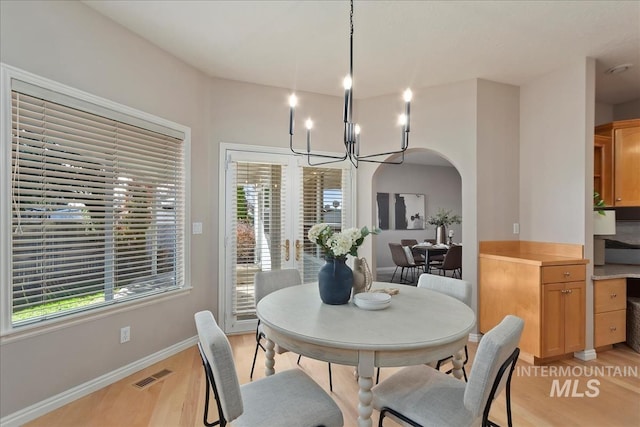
[595,119,640,207]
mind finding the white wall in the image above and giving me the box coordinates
[613,98,640,120]
[595,102,614,125]
[519,60,594,244]
[476,80,520,242]
[374,162,462,268]
[0,0,344,419]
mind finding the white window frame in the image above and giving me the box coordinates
[0,63,192,336]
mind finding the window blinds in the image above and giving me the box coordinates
[10,89,185,326]
[230,161,285,319]
[299,167,346,283]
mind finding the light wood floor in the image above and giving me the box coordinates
[25,335,639,427]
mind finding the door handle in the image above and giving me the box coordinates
[282,239,290,261]
[295,239,302,261]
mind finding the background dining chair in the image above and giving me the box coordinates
[418,273,472,380]
[375,274,471,384]
[400,239,426,264]
[195,310,344,427]
[373,315,524,427]
[389,243,424,283]
[435,243,462,278]
[250,269,334,391]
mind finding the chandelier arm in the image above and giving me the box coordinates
[305,154,350,167]
[291,135,350,162]
[356,152,406,165]
[356,147,408,160]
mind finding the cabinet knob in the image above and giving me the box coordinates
[610,326,617,332]
[610,293,617,298]
[616,197,622,201]
[563,271,571,277]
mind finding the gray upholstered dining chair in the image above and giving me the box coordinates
[400,239,426,264]
[195,310,344,427]
[373,315,524,427]
[418,274,472,380]
[250,269,334,391]
[389,243,424,283]
[435,243,462,278]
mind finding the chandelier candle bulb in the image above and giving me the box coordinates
[343,76,352,123]
[305,118,313,152]
[403,89,412,132]
[288,94,297,135]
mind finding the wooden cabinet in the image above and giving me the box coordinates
[594,278,626,348]
[595,119,640,207]
[541,279,586,357]
[479,241,588,364]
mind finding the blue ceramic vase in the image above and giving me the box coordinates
[318,257,353,305]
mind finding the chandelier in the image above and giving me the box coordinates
[288,0,412,168]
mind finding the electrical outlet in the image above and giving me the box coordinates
[192,222,203,234]
[120,326,130,343]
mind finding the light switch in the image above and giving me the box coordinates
[513,223,520,234]
[192,222,203,235]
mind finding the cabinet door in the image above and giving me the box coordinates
[594,135,613,206]
[563,281,586,353]
[542,283,565,357]
[614,126,640,206]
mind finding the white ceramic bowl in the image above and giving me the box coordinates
[354,293,391,310]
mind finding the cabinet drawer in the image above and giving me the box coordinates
[541,265,585,284]
[594,279,627,313]
[594,310,626,347]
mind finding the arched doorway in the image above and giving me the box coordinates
[371,148,462,280]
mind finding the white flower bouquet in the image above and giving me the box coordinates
[308,224,379,260]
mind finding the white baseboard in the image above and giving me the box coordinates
[0,336,198,427]
[376,267,396,274]
[574,349,597,361]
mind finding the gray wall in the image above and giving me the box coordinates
[374,163,462,269]
[613,99,640,121]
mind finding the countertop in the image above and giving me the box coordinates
[592,263,640,280]
[478,251,588,266]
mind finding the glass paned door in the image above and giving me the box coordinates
[222,148,352,333]
[298,166,350,283]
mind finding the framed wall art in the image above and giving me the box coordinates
[376,192,390,230]
[394,193,425,230]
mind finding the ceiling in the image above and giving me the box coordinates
[83,0,639,168]
[85,0,639,107]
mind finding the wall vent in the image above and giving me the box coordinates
[132,369,173,389]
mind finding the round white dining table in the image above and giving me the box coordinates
[257,281,476,427]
